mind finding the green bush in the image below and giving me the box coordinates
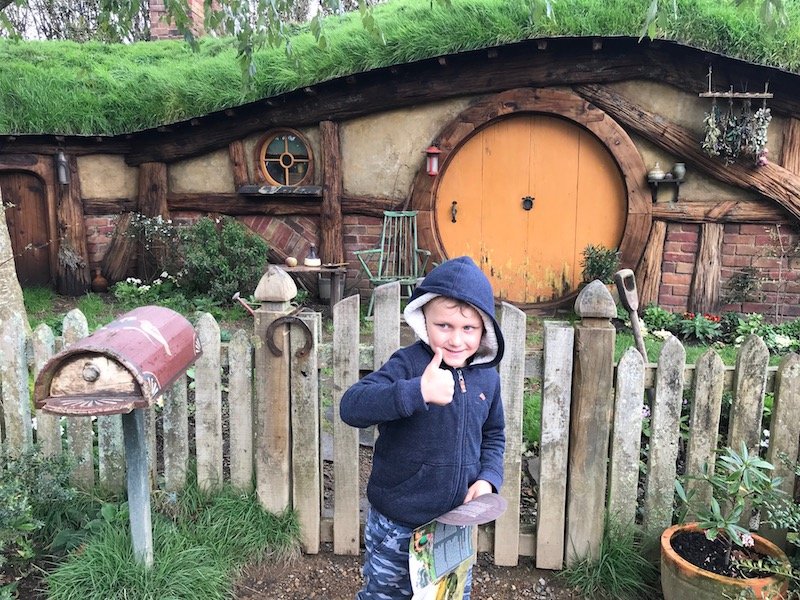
[0,447,76,569]
[178,217,269,304]
[678,312,722,344]
[580,244,619,285]
[642,304,679,333]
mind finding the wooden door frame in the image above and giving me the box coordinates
[0,154,59,284]
[409,87,652,276]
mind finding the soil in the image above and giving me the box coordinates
[670,531,774,579]
[233,547,582,599]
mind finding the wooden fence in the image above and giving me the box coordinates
[1,280,799,570]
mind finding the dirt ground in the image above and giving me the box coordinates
[233,546,582,599]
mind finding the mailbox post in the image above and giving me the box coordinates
[34,306,201,567]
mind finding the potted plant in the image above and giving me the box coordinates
[661,443,790,600]
[580,244,620,286]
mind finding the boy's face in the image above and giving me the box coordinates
[423,298,484,368]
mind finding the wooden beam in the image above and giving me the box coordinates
[636,221,667,310]
[781,118,800,175]
[320,121,345,264]
[689,223,724,314]
[137,162,169,279]
[574,84,800,223]
[55,154,91,295]
[651,198,791,223]
[83,197,137,215]
[165,191,396,218]
[228,140,250,189]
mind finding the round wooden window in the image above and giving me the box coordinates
[256,129,313,186]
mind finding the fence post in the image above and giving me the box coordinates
[608,346,645,528]
[495,302,526,567]
[62,309,93,489]
[0,313,32,454]
[536,320,574,570]
[195,313,223,492]
[333,294,360,555]
[643,335,686,535]
[163,374,189,492]
[32,323,60,457]
[763,353,800,546]
[229,329,254,492]
[684,348,725,513]
[565,281,616,566]
[291,310,322,553]
[729,334,769,453]
[254,266,296,513]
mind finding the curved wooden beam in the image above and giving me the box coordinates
[574,84,800,223]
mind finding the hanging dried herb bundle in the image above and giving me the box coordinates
[701,98,771,166]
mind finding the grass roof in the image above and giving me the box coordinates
[1,0,799,136]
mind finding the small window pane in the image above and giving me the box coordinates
[258,129,313,186]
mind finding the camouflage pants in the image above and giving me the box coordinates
[357,508,472,600]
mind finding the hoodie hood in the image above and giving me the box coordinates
[403,256,504,368]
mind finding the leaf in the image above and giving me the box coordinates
[101,503,117,523]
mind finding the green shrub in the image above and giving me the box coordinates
[178,217,269,304]
[580,244,619,285]
[642,304,679,333]
[0,447,76,569]
[678,312,722,344]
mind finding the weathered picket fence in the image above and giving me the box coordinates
[1,280,799,571]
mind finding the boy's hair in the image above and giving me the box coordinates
[422,296,484,330]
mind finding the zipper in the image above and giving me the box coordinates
[457,369,466,393]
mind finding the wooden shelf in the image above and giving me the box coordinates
[647,176,684,203]
[698,91,773,99]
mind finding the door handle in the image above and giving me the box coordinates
[451,201,458,223]
[522,196,534,211]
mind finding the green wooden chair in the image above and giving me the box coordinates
[354,211,431,316]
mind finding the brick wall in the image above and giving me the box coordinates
[149,0,205,40]
[657,221,800,321]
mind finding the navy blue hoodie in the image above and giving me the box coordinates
[340,256,506,527]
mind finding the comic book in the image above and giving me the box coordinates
[408,493,507,600]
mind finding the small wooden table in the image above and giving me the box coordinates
[279,264,347,311]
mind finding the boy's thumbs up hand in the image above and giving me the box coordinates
[421,348,454,406]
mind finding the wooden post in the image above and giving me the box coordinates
[729,334,769,453]
[136,162,169,280]
[195,313,223,492]
[494,302,526,566]
[536,321,574,570]
[291,310,322,553]
[55,154,91,295]
[643,335,686,535]
[636,221,667,310]
[32,323,60,457]
[689,223,723,314]
[333,294,360,555]
[0,313,32,454]
[63,309,94,489]
[229,329,254,492]
[163,374,189,492]
[123,408,154,568]
[320,121,345,264]
[684,349,725,513]
[228,140,251,189]
[253,266,297,513]
[608,347,645,528]
[565,281,616,566]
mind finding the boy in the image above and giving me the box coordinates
[340,256,506,600]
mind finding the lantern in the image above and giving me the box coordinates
[426,145,441,176]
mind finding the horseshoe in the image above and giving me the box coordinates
[265,313,314,358]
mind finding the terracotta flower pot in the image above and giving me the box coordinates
[661,523,789,600]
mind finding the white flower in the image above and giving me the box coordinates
[642,405,651,419]
[652,329,672,341]
[160,271,169,278]
[740,533,755,548]
[773,334,794,349]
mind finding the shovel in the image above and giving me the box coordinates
[614,269,648,364]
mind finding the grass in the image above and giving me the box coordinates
[560,517,660,600]
[46,479,300,600]
[2,0,800,135]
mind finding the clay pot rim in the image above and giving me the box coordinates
[661,522,789,587]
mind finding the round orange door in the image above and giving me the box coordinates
[435,114,626,304]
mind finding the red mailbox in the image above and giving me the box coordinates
[35,306,202,416]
